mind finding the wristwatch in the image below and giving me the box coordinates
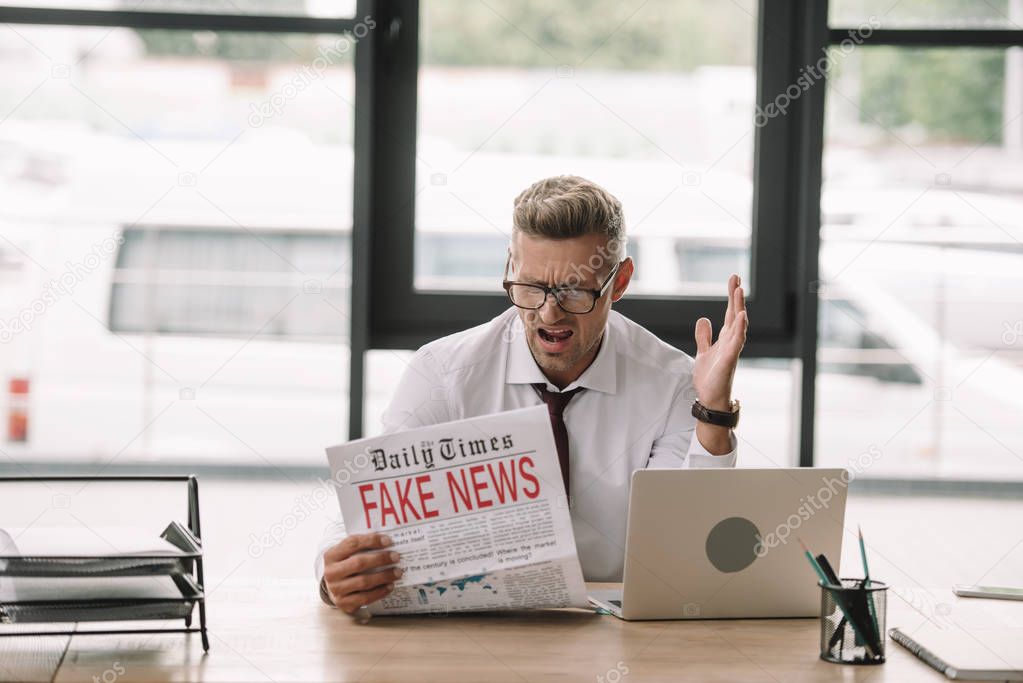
[691,399,740,429]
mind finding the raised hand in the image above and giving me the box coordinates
[693,274,748,412]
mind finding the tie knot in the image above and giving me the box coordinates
[532,384,584,415]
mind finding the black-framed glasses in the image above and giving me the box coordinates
[502,259,623,314]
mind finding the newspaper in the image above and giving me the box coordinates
[325,405,588,615]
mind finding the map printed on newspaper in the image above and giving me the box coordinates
[326,405,588,615]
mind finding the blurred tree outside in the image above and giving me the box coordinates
[859,48,1005,144]
[833,0,1010,144]
[420,0,754,70]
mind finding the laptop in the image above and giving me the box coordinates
[589,468,849,620]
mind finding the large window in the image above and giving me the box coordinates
[415,0,756,297]
[358,0,802,446]
[0,19,354,466]
[365,0,796,363]
[816,8,1023,480]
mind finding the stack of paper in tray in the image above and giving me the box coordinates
[0,523,202,624]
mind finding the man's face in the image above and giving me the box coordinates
[508,232,632,383]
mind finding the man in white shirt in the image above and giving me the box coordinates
[317,175,748,613]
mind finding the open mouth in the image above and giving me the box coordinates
[540,327,572,343]
[537,327,573,348]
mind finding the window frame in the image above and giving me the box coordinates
[0,0,367,443]
[363,0,797,360]
[0,0,815,445]
[807,6,1023,469]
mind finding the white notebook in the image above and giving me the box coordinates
[890,625,1023,680]
[1,575,189,602]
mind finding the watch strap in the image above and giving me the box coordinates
[691,399,740,428]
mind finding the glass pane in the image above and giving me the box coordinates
[415,0,756,296]
[816,47,1023,480]
[0,25,353,465]
[830,0,1021,29]
[0,0,356,17]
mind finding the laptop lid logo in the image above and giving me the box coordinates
[705,516,761,573]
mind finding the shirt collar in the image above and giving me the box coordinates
[505,317,618,395]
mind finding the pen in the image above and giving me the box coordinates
[816,554,840,586]
[800,538,878,658]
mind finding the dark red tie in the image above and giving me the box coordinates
[532,384,584,496]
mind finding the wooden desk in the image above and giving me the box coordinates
[1,579,984,682]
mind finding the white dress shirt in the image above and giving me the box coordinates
[315,306,736,586]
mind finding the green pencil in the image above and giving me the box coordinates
[859,527,882,650]
[798,538,830,585]
[858,526,872,587]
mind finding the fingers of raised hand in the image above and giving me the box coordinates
[724,274,739,327]
[695,316,713,355]
[735,309,748,348]
[724,276,746,334]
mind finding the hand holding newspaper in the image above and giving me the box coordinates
[325,405,588,615]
